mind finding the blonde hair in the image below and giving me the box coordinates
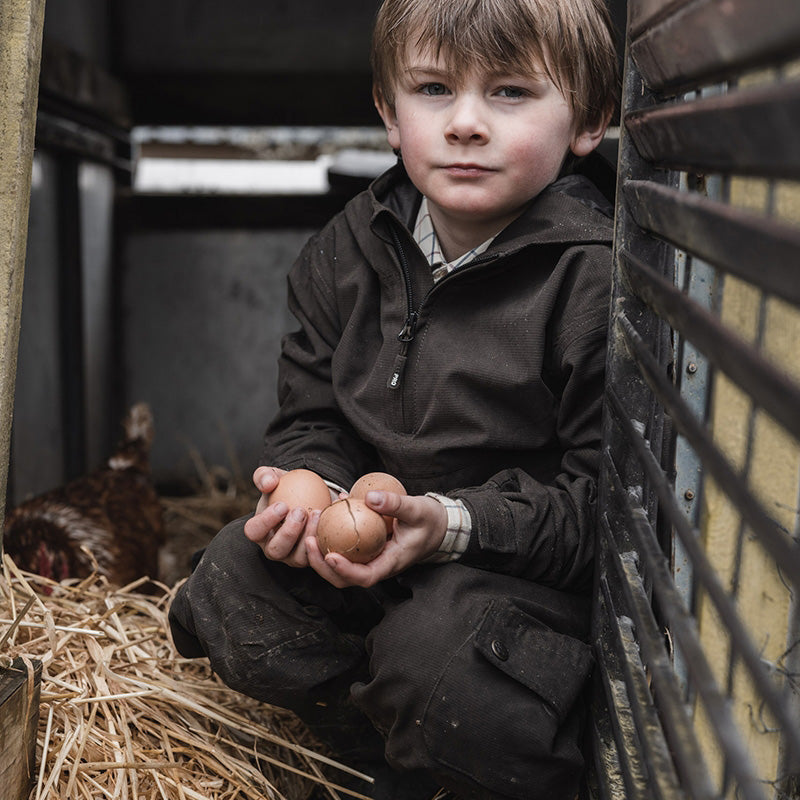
[371,0,619,132]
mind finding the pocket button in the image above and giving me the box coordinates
[491,639,509,661]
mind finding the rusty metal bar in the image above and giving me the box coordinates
[593,603,654,800]
[623,180,800,306]
[624,80,800,179]
[599,539,698,800]
[588,683,629,800]
[630,0,800,93]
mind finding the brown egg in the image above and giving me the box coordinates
[349,472,406,534]
[268,469,332,513]
[350,471,406,498]
[317,498,387,563]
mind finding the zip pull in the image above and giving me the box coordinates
[387,312,418,390]
[387,353,407,389]
[397,311,419,344]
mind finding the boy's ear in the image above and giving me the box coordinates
[374,88,401,151]
[570,111,612,158]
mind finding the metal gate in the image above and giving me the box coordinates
[590,1,800,798]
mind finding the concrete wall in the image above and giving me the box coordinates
[120,226,316,487]
[11,153,63,502]
[11,155,119,503]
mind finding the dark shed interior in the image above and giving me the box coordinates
[11,0,626,502]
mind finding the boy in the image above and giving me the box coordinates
[169,0,619,797]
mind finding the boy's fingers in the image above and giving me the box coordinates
[306,536,348,586]
[264,507,307,559]
[307,535,384,588]
[243,502,287,543]
[252,466,284,494]
[364,489,405,519]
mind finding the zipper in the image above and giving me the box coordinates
[384,221,500,390]
[387,225,419,390]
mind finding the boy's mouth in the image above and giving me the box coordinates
[443,163,495,176]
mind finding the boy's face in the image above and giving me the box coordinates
[376,42,607,247]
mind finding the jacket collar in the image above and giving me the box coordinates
[361,158,614,256]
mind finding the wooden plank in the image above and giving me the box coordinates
[624,79,800,178]
[0,7,45,797]
[0,659,42,800]
[623,180,800,306]
[0,0,46,535]
[630,0,800,94]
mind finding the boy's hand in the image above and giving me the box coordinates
[244,466,322,568]
[305,490,448,588]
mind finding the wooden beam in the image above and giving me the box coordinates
[0,0,46,544]
[0,659,42,799]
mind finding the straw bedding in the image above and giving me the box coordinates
[0,464,376,800]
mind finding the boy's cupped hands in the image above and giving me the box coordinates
[244,465,447,587]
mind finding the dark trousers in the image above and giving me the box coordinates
[168,515,593,800]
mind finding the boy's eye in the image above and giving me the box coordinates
[496,86,526,99]
[420,83,449,96]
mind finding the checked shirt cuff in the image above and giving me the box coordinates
[423,493,471,562]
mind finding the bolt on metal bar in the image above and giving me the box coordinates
[615,309,800,588]
[620,248,800,465]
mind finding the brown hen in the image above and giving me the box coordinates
[3,403,164,590]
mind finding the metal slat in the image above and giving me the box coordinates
[604,397,782,800]
[619,248,800,446]
[624,80,800,179]
[630,0,800,94]
[588,698,628,800]
[600,529,702,800]
[594,611,654,800]
[606,341,800,762]
[623,180,800,306]
[603,451,765,799]
[628,0,690,41]
[612,295,800,584]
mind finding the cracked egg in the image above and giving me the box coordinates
[317,497,387,563]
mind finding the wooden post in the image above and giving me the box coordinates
[0,2,46,799]
[0,0,46,539]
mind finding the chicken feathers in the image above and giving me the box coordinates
[3,403,164,590]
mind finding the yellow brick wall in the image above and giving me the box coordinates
[694,172,800,792]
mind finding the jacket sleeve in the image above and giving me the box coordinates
[452,245,611,593]
[262,226,378,490]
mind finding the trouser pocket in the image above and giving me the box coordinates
[421,596,593,800]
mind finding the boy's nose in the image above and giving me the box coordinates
[444,95,489,144]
